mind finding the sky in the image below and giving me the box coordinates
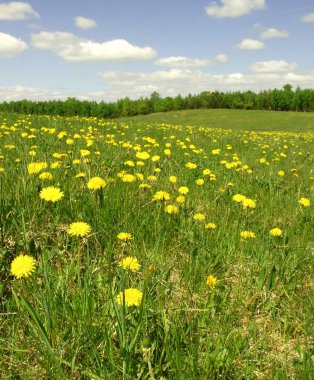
[0,0,314,101]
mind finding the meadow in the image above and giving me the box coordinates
[0,110,313,379]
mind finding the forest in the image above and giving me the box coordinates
[0,84,313,118]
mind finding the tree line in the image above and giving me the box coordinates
[0,84,313,118]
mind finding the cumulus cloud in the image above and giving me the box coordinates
[250,60,297,73]
[74,16,98,29]
[261,28,289,39]
[155,54,228,68]
[0,32,28,57]
[214,53,228,63]
[0,1,39,20]
[0,85,66,100]
[235,38,264,50]
[155,56,212,68]
[32,31,157,62]
[206,0,266,18]
[301,13,314,22]
[96,68,314,101]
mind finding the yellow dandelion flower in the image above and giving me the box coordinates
[121,174,136,183]
[270,228,283,237]
[165,204,179,214]
[40,186,64,202]
[151,155,160,162]
[240,231,256,239]
[68,222,91,237]
[194,213,205,221]
[116,288,143,307]
[178,186,189,195]
[195,178,204,186]
[136,151,150,160]
[278,170,285,177]
[75,172,86,178]
[169,176,177,183]
[88,176,106,190]
[152,191,170,201]
[299,197,310,207]
[232,194,246,203]
[176,195,185,203]
[205,223,216,229]
[39,172,53,180]
[117,232,133,241]
[206,275,218,288]
[242,198,256,209]
[203,169,211,175]
[10,254,36,279]
[185,162,197,169]
[118,256,141,272]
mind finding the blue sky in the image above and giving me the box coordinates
[0,0,313,101]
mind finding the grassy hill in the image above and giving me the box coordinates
[118,108,314,133]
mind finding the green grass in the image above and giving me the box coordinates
[118,108,314,133]
[0,111,313,379]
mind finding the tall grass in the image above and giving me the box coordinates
[0,112,313,379]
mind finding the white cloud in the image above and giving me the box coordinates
[155,56,212,68]
[0,85,66,100]
[0,32,28,57]
[0,1,39,20]
[261,28,289,39]
[2,70,314,102]
[75,16,97,30]
[214,53,228,63]
[206,0,266,18]
[235,38,264,50]
[96,68,314,101]
[301,12,314,22]
[32,31,157,62]
[250,60,297,73]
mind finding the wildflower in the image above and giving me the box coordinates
[242,198,256,209]
[136,151,150,160]
[147,175,157,182]
[117,232,133,241]
[118,256,141,272]
[299,197,310,207]
[151,155,160,162]
[203,169,211,175]
[152,191,170,201]
[270,228,283,237]
[10,254,36,279]
[232,194,246,203]
[211,149,220,155]
[185,162,197,169]
[205,223,216,229]
[278,170,285,177]
[169,176,177,183]
[178,186,189,195]
[139,183,151,190]
[195,179,204,186]
[122,174,136,183]
[68,222,91,237]
[165,204,179,214]
[116,288,143,307]
[27,162,47,174]
[206,275,218,288]
[124,160,135,167]
[240,231,256,239]
[39,172,53,180]
[194,213,205,221]
[88,176,106,190]
[164,149,171,156]
[75,172,86,178]
[176,195,185,203]
[40,186,64,202]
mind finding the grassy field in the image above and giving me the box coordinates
[119,108,314,133]
[0,110,313,379]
